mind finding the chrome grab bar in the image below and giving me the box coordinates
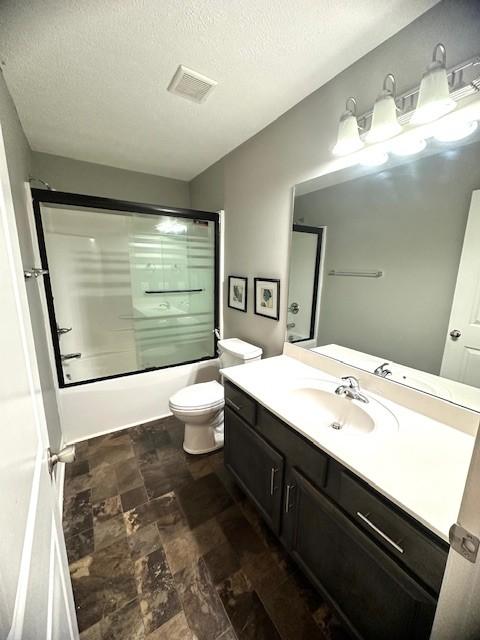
[145,288,204,294]
[356,511,404,554]
[61,353,82,362]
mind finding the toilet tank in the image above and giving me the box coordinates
[218,338,262,368]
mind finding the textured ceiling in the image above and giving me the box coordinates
[0,0,437,180]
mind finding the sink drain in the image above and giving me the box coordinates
[330,421,343,430]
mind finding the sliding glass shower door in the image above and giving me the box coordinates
[33,192,218,386]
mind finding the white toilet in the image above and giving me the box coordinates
[169,338,262,454]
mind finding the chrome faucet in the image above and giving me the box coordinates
[335,376,369,404]
[374,362,392,378]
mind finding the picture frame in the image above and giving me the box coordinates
[254,278,280,320]
[228,275,248,312]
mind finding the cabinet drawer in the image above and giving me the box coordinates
[224,381,257,426]
[338,471,447,593]
[257,405,328,491]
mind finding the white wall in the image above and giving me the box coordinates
[189,0,480,358]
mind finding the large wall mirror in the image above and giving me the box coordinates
[289,132,480,411]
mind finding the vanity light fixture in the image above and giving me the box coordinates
[366,74,402,143]
[411,43,456,125]
[433,117,478,142]
[389,133,426,156]
[332,97,364,156]
[359,149,389,167]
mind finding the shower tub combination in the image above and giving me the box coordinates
[32,190,220,441]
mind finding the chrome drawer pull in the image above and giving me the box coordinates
[285,483,296,513]
[225,397,242,412]
[270,467,277,495]
[357,511,404,554]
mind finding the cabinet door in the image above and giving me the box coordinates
[224,407,284,534]
[285,468,436,640]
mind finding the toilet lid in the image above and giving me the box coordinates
[169,380,224,410]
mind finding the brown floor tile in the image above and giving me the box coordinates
[64,417,345,640]
[135,546,182,634]
[175,558,230,640]
[176,473,233,529]
[64,490,93,538]
[262,576,326,640]
[79,621,101,639]
[145,611,195,640]
[217,570,280,640]
[69,537,137,631]
[115,457,144,493]
[66,458,89,480]
[128,522,163,562]
[66,528,94,564]
[124,492,185,536]
[93,512,127,551]
[203,541,240,586]
[100,598,145,640]
[93,495,122,523]
[121,485,148,512]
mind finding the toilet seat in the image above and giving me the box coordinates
[169,380,224,412]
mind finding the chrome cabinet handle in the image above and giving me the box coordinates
[225,397,242,412]
[270,467,278,495]
[356,511,404,554]
[285,483,296,513]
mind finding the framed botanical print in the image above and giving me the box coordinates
[254,278,280,320]
[228,276,248,312]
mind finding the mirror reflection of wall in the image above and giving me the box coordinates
[290,136,480,403]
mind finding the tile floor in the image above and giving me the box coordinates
[63,416,349,640]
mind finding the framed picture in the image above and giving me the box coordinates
[228,276,248,312]
[254,278,280,320]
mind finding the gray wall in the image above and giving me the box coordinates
[294,141,480,374]
[0,71,62,448]
[31,151,191,208]
[189,0,480,357]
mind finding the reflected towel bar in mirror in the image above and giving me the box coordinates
[328,270,383,278]
[145,288,204,294]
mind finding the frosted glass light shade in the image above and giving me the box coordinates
[332,112,364,156]
[389,133,426,156]
[411,61,456,125]
[366,93,401,143]
[433,118,478,142]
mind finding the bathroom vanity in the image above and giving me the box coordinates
[222,348,476,640]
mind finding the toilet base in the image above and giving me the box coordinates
[183,413,224,455]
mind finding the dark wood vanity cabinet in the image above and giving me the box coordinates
[224,407,284,534]
[224,381,448,640]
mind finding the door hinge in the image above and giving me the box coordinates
[449,523,479,563]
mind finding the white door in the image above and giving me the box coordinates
[0,125,78,638]
[441,190,480,386]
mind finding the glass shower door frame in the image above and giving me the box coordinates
[31,188,220,388]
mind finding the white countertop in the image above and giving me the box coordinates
[222,354,476,542]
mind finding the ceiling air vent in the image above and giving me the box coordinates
[167,65,217,104]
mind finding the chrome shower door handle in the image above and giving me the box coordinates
[61,352,82,362]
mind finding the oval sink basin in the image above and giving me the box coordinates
[281,379,398,436]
